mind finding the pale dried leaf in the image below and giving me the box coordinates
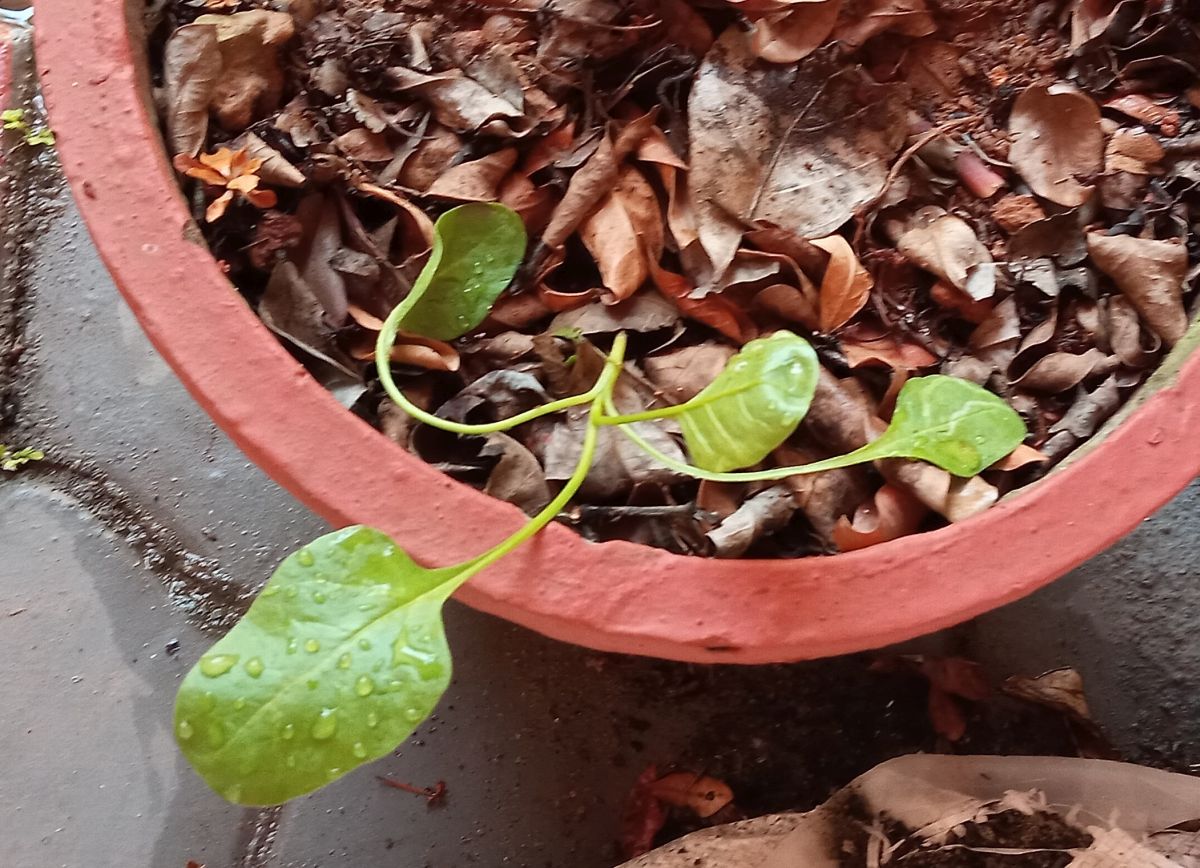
[1008,84,1103,207]
[1087,232,1189,345]
[163,23,221,157]
[886,206,994,298]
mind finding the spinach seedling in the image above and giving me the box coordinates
[176,204,1027,805]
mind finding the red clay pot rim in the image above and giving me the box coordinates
[34,0,1200,663]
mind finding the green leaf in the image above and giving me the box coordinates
[174,526,462,806]
[678,330,819,472]
[0,445,44,472]
[398,203,527,340]
[866,375,1027,476]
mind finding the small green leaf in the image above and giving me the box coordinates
[0,445,44,472]
[175,527,462,806]
[678,330,819,472]
[398,203,526,340]
[1,108,25,126]
[24,127,55,147]
[867,375,1026,476]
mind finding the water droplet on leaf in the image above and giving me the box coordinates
[311,708,338,740]
[355,675,375,697]
[199,654,239,678]
[304,638,321,653]
[337,653,352,670]
[244,658,265,678]
[176,719,194,741]
[296,549,315,567]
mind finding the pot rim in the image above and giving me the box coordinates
[33,0,1200,662]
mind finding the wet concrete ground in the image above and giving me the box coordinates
[2,21,1199,868]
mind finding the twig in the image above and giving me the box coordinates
[377,776,447,806]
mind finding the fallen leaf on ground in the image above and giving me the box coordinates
[749,0,842,64]
[1086,233,1189,345]
[886,206,994,299]
[688,30,907,287]
[643,344,736,403]
[194,10,295,131]
[481,433,551,515]
[833,0,936,47]
[648,773,734,819]
[162,23,221,157]
[812,235,873,331]
[650,264,757,344]
[991,443,1049,471]
[839,323,938,370]
[1008,84,1103,207]
[550,294,680,336]
[384,65,527,136]
[707,485,796,557]
[1011,348,1116,393]
[831,484,926,551]
[580,166,664,302]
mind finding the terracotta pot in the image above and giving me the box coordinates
[34,0,1200,663]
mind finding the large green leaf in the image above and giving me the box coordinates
[174,526,460,806]
[399,203,527,340]
[678,330,819,472]
[866,375,1026,476]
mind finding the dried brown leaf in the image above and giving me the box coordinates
[886,206,994,299]
[831,484,926,551]
[812,235,873,331]
[1012,348,1116,393]
[648,773,734,819]
[194,10,295,131]
[580,166,664,303]
[644,344,737,403]
[750,1,842,64]
[707,485,796,557]
[481,433,551,516]
[688,30,907,286]
[163,24,221,157]
[426,148,518,202]
[1086,232,1189,345]
[1008,85,1103,207]
[833,0,936,47]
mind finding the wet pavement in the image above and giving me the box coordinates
[3,19,1200,868]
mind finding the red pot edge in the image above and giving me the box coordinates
[33,0,1200,664]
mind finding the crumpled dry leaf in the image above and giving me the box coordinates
[426,148,517,202]
[1086,232,1189,345]
[551,294,680,336]
[1044,375,1121,460]
[774,442,871,543]
[643,343,736,403]
[833,0,936,47]
[992,443,1049,471]
[650,264,757,344]
[706,485,796,557]
[1070,0,1140,51]
[1012,348,1117,393]
[580,165,664,303]
[385,64,528,136]
[886,206,995,300]
[812,235,873,331]
[831,484,926,552]
[541,113,657,252]
[481,433,551,515]
[334,128,394,163]
[749,0,842,64]
[258,261,357,377]
[1008,84,1103,207]
[647,773,735,819]
[688,30,907,287]
[839,322,938,370]
[195,10,295,131]
[621,765,668,861]
[163,23,221,157]
[230,132,305,187]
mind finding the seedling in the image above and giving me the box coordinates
[175,204,1025,805]
[0,444,44,471]
[1,108,54,147]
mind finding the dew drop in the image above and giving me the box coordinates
[176,719,194,741]
[306,679,319,691]
[313,591,327,604]
[296,549,315,567]
[233,698,247,711]
[304,638,321,653]
[284,586,299,600]
[355,674,375,697]
[260,585,280,597]
[199,654,239,678]
[199,691,216,711]
[403,707,423,723]
[358,639,372,651]
[337,653,352,670]
[286,638,298,655]
[366,711,380,728]
[244,658,265,678]
[280,723,295,740]
[352,742,367,759]
[327,767,343,780]
[311,708,338,740]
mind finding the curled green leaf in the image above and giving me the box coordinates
[398,203,527,340]
[677,330,819,472]
[174,526,460,806]
[860,375,1027,476]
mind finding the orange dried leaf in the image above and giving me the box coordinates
[991,443,1048,471]
[812,234,873,332]
[832,484,926,551]
[647,772,734,819]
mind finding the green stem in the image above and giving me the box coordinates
[376,291,602,436]
[595,383,757,427]
[433,334,627,596]
[604,392,892,482]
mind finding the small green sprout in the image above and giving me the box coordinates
[2,108,55,147]
[0,444,45,472]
